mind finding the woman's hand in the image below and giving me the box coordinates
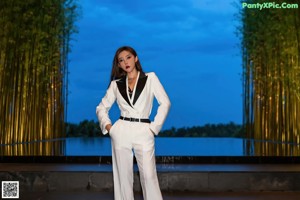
[106,124,112,133]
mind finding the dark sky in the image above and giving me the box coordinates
[67,0,243,129]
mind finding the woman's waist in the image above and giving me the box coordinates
[120,114,149,119]
[120,111,149,118]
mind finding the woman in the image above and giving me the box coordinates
[96,46,171,200]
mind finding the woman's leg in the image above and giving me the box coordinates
[111,141,134,200]
[133,131,163,200]
[110,121,135,200]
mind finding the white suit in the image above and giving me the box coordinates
[96,71,170,200]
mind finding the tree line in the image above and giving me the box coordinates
[66,120,244,138]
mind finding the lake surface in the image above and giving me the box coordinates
[66,137,244,156]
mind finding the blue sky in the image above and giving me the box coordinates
[67,0,243,129]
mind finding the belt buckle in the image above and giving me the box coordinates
[130,117,139,122]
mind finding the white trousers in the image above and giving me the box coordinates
[109,119,163,200]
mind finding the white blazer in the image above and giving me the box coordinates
[96,71,171,135]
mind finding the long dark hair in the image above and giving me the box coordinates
[110,46,144,82]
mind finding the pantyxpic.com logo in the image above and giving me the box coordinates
[242,2,298,10]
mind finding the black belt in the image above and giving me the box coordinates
[120,116,150,123]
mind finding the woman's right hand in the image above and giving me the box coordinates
[106,124,112,133]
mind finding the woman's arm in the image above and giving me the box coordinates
[96,81,117,135]
[149,72,171,135]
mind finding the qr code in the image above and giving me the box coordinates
[2,181,19,199]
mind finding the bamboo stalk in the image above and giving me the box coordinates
[0,0,78,156]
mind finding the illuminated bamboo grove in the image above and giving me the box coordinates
[0,0,78,155]
[238,0,300,156]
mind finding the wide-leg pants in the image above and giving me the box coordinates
[109,119,163,200]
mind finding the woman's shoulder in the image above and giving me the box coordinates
[144,72,162,83]
[145,71,157,78]
[108,76,124,88]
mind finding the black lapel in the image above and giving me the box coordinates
[133,72,148,105]
[116,76,132,107]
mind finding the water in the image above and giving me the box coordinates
[66,137,244,156]
[2,137,299,156]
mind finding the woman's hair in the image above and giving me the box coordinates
[110,46,144,81]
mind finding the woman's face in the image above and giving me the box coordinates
[117,50,138,74]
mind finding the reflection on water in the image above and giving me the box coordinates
[65,137,248,156]
[66,137,111,156]
[1,137,243,156]
[1,139,66,156]
[65,137,245,156]
[1,137,299,156]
